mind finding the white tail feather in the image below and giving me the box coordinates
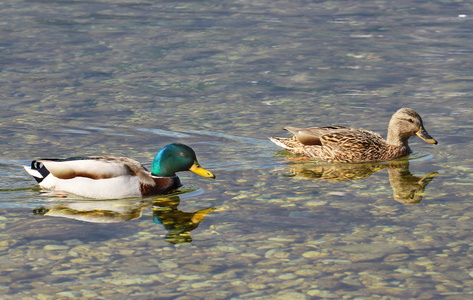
[269,137,291,150]
[24,165,44,179]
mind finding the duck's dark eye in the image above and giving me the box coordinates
[179,152,187,157]
[407,118,414,123]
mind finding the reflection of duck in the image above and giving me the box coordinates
[153,196,216,244]
[32,195,216,243]
[386,162,437,205]
[285,160,437,204]
[287,161,386,182]
[32,199,150,223]
[270,108,437,163]
[24,143,215,199]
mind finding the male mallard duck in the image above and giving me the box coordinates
[24,143,215,199]
[269,108,438,163]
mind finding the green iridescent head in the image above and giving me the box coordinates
[151,143,215,178]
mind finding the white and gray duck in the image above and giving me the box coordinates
[24,143,215,199]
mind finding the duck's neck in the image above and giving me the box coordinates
[386,121,410,148]
[151,153,176,177]
[386,132,408,147]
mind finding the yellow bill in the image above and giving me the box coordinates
[415,127,438,145]
[189,161,216,178]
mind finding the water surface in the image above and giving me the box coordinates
[1,0,473,299]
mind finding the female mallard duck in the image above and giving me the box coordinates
[269,108,438,163]
[24,143,215,199]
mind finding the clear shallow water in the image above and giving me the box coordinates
[1,0,473,299]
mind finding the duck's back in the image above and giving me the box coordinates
[271,127,409,163]
[312,128,393,162]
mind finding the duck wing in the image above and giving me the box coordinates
[285,126,352,145]
[37,156,153,183]
[320,129,385,151]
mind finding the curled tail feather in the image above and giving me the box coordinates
[24,161,50,183]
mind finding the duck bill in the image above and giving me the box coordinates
[189,161,216,179]
[416,128,438,145]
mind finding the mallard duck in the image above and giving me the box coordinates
[269,108,438,163]
[24,143,215,199]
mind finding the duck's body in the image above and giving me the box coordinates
[24,143,215,199]
[270,108,437,163]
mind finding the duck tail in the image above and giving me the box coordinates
[24,161,50,183]
[269,137,292,150]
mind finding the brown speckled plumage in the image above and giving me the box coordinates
[270,108,438,163]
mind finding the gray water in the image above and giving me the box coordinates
[1,0,473,299]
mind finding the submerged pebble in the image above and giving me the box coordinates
[1,0,472,299]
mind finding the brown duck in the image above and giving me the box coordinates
[269,108,438,163]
